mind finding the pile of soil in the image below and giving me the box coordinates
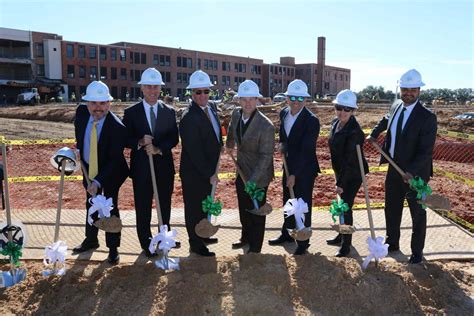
[0,257,472,314]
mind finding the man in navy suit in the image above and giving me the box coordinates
[122,68,179,257]
[369,69,437,264]
[268,80,320,255]
[73,81,129,264]
[179,70,222,257]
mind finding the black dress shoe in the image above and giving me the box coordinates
[232,239,248,249]
[73,241,99,253]
[294,244,310,255]
[387,244,400,252]
[144,249,158,258]
[191,247,215,257]
[247,249,261,254]
[326,234,342,245]
[107,248,120,264]
[335,246,351,257]
[408,254,423,264]
[202,237,218,245]
[173,241,181,249]
[268,235,293,245]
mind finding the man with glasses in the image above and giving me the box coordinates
[179,70,222,257]
[368,69,437,264]
[268,79,320,255]
[122,68,179,258]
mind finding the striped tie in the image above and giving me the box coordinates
[88,121,98,180]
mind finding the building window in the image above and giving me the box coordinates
[111,87,118,99]
[153,54,159,65]
[80,86,87,97]
[165,55,170,66]
[78,45,86,58]
[90,66,97,79]
[100,67,107,80]
[100,47,107,60]
[324,82,329,89]
[163,71,171,82]
[66,44,74,58]
[134,70,140,81]
[134,52,140,64]
[35,43,44,57]
[111,67,117,80]
[177,57,192,68]
[129,51,133,63]
[120,68,127,80]
[209,75,218,85]
[120,49,126,61]
[36,64,45,76]
[141,53,147,64]
[68,86,76,99]
[222,62,230,71]
[345,75,348,81]
[187,57,192,68]
[67,65,75,78]
[79,65,86,78]
[111,48,117,61]
[89,46,97,59]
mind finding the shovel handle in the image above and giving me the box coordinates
[281,154,295,199]
[210,154,221,199]
[356,144,376,240]
[148,153,163,228]
[1,143,16,276]
[229,151,248,184]
[54,159,66,242]
[370,140,406,178]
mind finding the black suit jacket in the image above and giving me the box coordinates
[179,101,223,181]
[122,101,179,179]
[279,106,321,179]
[370,100,437,181]
[74,105,129,190]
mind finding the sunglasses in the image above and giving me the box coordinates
[194,89,210,95]
[335,105,353,112]
[289,96,305,102]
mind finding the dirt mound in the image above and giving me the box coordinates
[1,257,472,314]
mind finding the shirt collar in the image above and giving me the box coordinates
[143,99,159,109]
[287,106,304,119]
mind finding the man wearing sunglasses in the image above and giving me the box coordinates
[179,70,223,257]
[268,79,320,255]
[368,69,437,264]
[122,68,179,258]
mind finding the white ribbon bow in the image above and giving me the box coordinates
[43,240,68,276]
[283,198,308,230]
[88,194,114,225]
[362,236,389,270]
[148,225,177,255]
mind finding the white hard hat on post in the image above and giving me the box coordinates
[82,81,113,102]
[332,89,358,109]
[186,70,214,89]
[399,69,425,88]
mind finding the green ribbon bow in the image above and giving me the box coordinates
[1,241,23,267]
[329,199,349,223]
[202,195,222,216]
[409,177,432,209]
[244,181,265,202]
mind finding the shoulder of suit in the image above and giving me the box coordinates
[418,101,436,116]
[256,110,274,127]
[124,101,143,112]
[159,100,176,112]
[108,111,125,127]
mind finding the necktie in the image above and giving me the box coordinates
[88,121,98,180]
[204,106,212,122]
[394,107,406,154]
[150,106,156,132]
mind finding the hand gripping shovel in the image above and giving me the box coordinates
[195,155,221,238]
[0,142,26,287]
[229,152,272,216]
[281,154,312,241]
[369,140,451,210]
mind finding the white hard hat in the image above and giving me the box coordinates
[138,67,165,85]
[284,79,310,97]
[332,89,358,109]
[82,81,113,102]
[399,69,425,88]
[186,70,214,89]
[236,80,262,98]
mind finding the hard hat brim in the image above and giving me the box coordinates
[82,95,113,102]
[283,91,311,97]
[399,82,425,88]
[138,80,165,85]
[186,83,214,89]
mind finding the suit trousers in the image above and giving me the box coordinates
[132,171,174,250]
[181,175,211,251]
[384,166,427,255]
[236,176,267,253]
[84,186,120,249]
[282,173,316,247]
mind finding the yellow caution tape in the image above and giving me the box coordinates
[9,175,83,183]
[438,129,474,141]
[311,201,401,212]
[1,138,75,145]
[433,167,474,187]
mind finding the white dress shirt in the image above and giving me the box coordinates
[389,100,417,157]
[284,107,304,137]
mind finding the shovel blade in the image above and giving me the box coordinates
[420,194,451,211]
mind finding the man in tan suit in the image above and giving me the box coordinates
[226,80,275,253]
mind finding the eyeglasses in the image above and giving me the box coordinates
[193,89,210,95]
[335,105,353,112]
[289,96,305,102]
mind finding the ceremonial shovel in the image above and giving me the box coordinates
[281,154,312,241]
[229,152,272,216]
[0,143,26,287]
[195,155,221,238]
[369,140,451,210]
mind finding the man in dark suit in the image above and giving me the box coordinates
[180,70,222,257]
[267,80,320,255]
[368,69,437,264]
[73,81,129,264]
[122,68,179,257]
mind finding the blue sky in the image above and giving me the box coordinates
[1,0,472,91]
